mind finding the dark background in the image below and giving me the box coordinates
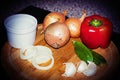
[0,0,120,80]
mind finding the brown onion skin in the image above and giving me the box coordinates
[44,22,70,49]
[43,12,66,30]
[65,18,81,38]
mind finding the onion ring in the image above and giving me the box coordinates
[19,45,54,70]
[20,46,36,60]
[31,54,54,70]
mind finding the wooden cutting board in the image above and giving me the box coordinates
[1,24,120,80]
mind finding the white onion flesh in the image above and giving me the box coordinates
[20,46,36,60]
[31,54,54,70]
[19,45,54,70]
[62,62,76,77]
[31,54,51,64]
[35,46,53,55]
[77,61,97,76]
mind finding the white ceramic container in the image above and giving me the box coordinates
[4,14,37,48]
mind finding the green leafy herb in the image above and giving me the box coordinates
[73,40,93,63]
[73,40,107,65]
[92,51,107,65]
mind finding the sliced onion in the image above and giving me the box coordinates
[20,46,36,60]
[35,46,53,55]
[62,62,76,77]
[31,54,54,70]
[19,45,54,70]
[33,55,51,64]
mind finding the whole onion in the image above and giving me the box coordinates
[43,11,67,30]
[44,22,70,48]
[65,11,86,38]
[65,18,81,37]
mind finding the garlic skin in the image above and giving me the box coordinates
[62,62,76,77]
[77,61,97,76]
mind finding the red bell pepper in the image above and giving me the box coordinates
[80,15,113,49]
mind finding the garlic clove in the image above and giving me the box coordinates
[82,61,97,76]
[77,61,97,76]
[62,62,76,77]
[77,60,88,72]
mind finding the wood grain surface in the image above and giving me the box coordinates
[1,24,120,80]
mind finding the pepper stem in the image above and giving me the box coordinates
[90,19,102,27]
